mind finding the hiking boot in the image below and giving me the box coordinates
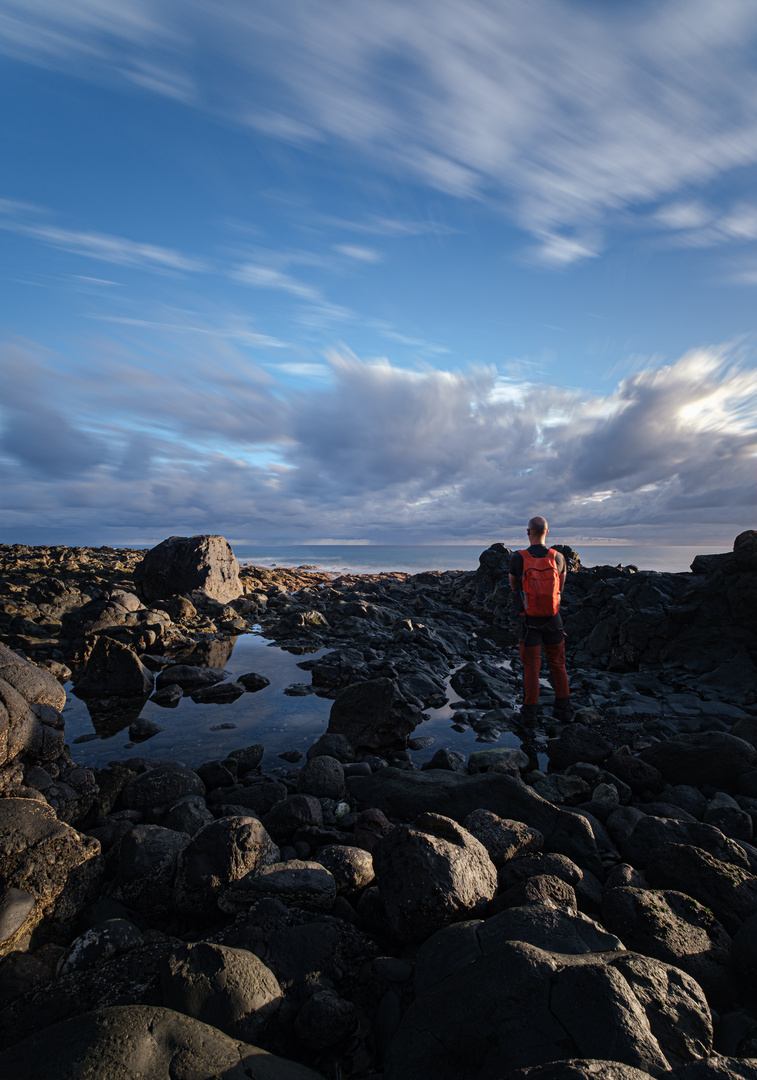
[553,697,574,722]
[517,703,538,726]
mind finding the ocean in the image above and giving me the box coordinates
[230,542,731,576]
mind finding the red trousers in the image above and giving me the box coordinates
[518,640,570,705]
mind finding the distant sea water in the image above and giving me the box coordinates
[231,543,731,576]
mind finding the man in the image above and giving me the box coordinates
[509,515,573,725]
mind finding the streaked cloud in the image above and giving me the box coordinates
[0,200,206,272]
[3,337,754,544]
[334,244,381,262]
[5,2,757,263]
[231,262,322,300]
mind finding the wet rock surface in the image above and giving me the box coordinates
[0,531,756,1078]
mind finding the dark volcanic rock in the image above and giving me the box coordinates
[116,764,205,812]
[160,940,283,1042]
[155,664,227,691]
[73,637,153,698]
[384,941,712,1080]
[0,643,66,712]
[372,812,497,941]
[172,816,280,919]
[0,798,100,953]
[0,1003,323,1079]
[645,842,757,934]
[639,732,757,789]
[348,768,603,875]
[547,725,614,770]
[221,860,336,913]
[414,904,624,994]
[327,677,415,751]
[601,886,735,1008]
[462,809,544,867]
[109,824,190,921]
[133,534,242,604]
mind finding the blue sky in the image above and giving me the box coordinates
[1,0,756,549]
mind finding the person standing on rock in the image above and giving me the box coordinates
[509,515,573,725]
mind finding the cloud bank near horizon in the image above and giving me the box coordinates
[4,0,757,264]
[1,338,754,546]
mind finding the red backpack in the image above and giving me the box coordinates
[519,549,561,616]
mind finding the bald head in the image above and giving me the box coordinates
[527,516,548,541]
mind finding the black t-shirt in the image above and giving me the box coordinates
[509,544,566,623]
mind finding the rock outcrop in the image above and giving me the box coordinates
[133,534,242,604]
[1,533,757,1079]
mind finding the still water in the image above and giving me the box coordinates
[62,630,535,773]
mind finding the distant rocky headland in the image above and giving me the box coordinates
[1,530,757,1079]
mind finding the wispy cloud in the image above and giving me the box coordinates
[0,200,206,272]
[23,224,207,271]
[6,2,757,263]
[653,199,757,248]
[231,262,322,300]
[3,337,754,543]
[333,244,381,262]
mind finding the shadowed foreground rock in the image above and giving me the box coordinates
[0,1003,325,1079]
[384,941,713,1080]
[348,767,603,875]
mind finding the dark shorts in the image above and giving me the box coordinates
[517,613,564,647]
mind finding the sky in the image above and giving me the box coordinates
[1,0,756,551]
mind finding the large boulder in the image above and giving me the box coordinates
[109,824,190,921]
[0,1004,324,1079]
[160,941,283,1042]
[133,535,241,604]
[116,764,205,812]
[348,768,603,875]
[221,861,337,913]
[172,816,280,919]
[384,942,713,1080]
[639,732,757,789]
[415,904,624,994]
[617,812,747,869]
[372,813,497,941]
[645,843,757,934]
[327,678,414,750]
[0,676,54,770]
[601,886,734,1009]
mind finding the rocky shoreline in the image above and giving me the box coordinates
[1,531,757,1079]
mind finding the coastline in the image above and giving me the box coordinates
[1,533,756,1078]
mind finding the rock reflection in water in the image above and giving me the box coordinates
[62,633,335,770]
[73,692,152,740]
[176,636,237,668]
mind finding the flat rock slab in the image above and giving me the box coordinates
[0,1004,324,1079]
[348,768,603,876]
